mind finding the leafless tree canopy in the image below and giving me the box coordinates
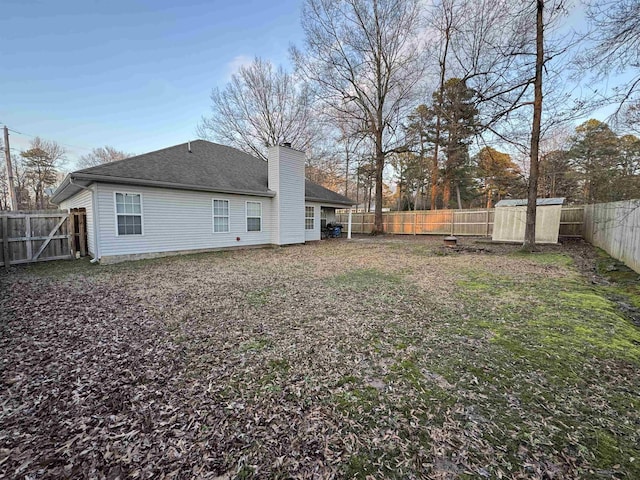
[292,0,426,232]
[581,0,640,116]
[77,146,131,169]
[622,101,640,135]
[197,57,315,160]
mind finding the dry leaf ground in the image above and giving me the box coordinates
[1,236,639,479]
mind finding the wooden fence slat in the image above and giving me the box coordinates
[68,211,76,257]
[1,213,72,218]
[78,212,87,256]
[8,235,69,242]
[2,216,8,269]
[25,215,32,260]
[10,255,77,265]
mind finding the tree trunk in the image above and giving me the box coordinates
[345,149,350,196]
[430,152,439,210]
[442,181,451,208]
[456,183,462,209]
[524,0,544,251]
[431,12,452,211]
[373,144,384,233]
[371,122,384,235]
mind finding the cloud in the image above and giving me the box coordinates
[224,54,254,79]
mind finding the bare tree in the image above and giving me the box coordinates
[523,0,545,250]
[77,146,130,169]
[622,101,640,135]
[445,0,573,248]
[580,0,640,118]
[197,57,315,160]
[0,167,7,211]
[20,137,66,209]
[292,0,425,233]
[428,0,460,210]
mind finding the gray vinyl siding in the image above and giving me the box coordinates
[305,203,321,242]
[59,187,95,256]
[95,183,273,257]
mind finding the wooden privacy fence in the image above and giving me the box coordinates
[0,210,74,268]
[584,200,640,273]
[338,206,584,237]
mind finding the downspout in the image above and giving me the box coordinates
[69,178,101,263]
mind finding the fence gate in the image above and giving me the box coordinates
[1,210,73,268]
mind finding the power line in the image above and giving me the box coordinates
[1,125,94,152]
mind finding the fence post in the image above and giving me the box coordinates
[2,216,9,269]
[451,210,455,235]
[25,215,32,260]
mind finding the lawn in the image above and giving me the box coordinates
[1,237,639,479]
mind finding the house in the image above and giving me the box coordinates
[492,197,565,244]
[51,141,354,263]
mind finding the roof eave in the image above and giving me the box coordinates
[71,173,277,198]
[51,174,95,205]
[304,196,354,206]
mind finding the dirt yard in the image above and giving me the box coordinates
[1,236,639,479]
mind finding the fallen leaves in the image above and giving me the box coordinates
[1,237,638,479]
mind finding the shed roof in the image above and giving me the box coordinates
[495,197,565,207]
[52,140,354,206]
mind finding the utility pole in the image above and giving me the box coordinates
[3,126,18,211]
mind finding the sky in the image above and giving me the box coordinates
[0,1,632,172]
[1,0,305,169]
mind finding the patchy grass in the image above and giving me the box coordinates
[1,236,638,479]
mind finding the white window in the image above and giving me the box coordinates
[213,199,230,233]
[246,201,262,232]
[305,206,314,230]
[115,192,142,235]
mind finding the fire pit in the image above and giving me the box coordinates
[444,236,458,247]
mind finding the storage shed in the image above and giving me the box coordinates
[492,198,565,244]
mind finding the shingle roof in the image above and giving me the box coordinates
[495,197,565,207]
[53,140,353,206]
[76,140,272,194]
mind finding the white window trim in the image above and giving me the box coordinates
[212,198,230,233]
[305,205,315,230]
[114,191,144,237]
[245,201,262,233]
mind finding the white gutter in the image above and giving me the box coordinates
[69,178,101,263]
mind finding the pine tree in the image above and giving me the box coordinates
[430,78,478,208]
[475,147,525,208]
[568,120,619,203]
